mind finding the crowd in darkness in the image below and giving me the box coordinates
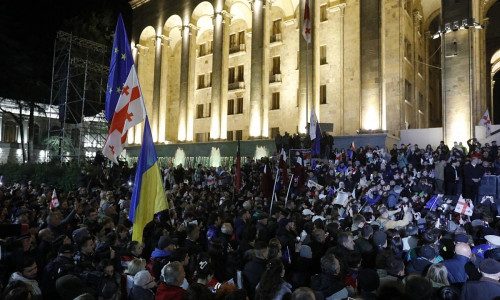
[2,137,500,300]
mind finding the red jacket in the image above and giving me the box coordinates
[155,283,186,300]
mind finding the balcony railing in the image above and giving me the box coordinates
[229,44,246,54]
[228,81,245,90]
[269,74,282,83]
[270,33,282,43]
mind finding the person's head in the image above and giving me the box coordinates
[435,286,460,300]
[479,258,500,280]
[361,225,373,239]
[127,241,144,257]
[312,229,326,243]
[133,270,156,290]
[19,257,37,279]
[158,236,178,252]
[337,232,355,250]
[78,236,96,256]
[256,259,285,299]
[195,260,214,283]
[171,247,190,266]
[254,241,269,259]
[186,224,200,241]
[356,268,380,293]
[127,258,147,276]
[3,287,32,300]
[161,261,185,286]
[186,282,215,300]
[320,253,340,276]
[291,287,316,300]
[38,228,55,242]
[454,242,471,259]
[386,256,405,276]
[426,263,449,286]
[405,275,433,300]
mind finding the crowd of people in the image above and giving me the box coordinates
[1,137,500,300]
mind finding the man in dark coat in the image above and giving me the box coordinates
[243,241,268,300]
[463,157,484,204]
[461,258,500,300]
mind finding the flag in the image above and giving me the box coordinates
[50,189,59,210]
[129,117,168,242]
[261,164,273,198]
[425,194,442,211]
[105,14,135,122]
[302,0,311,43]
[279,148,289,187]
[348,141,355,159]
[454,195,474,216]
[103,16,147,164]
[479,109,492,136]
[236,140,242,193]
[310,108,322,157]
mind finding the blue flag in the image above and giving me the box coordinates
[309,108,322,157]
[425,195,440,211]
[129,116,168,242]
[105,14,134,122]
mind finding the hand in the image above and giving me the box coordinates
[403,205,409,213]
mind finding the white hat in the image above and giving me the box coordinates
[302,209,314,216]
[312,215,326,222]
[134,270,155,289]
[485,235,500,247]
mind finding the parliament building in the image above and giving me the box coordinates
[124,0,500,148]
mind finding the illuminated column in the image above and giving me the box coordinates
[261,0,270,137]
[0,115,3,142]
[337,4,346,134]
[298,0,314,134]
[158,35,171,143]
[128,47,138,144]
[178,24,198,141]
[152,35,163,142]
[211,11,232,140]
[249,0,264,137]
[23,118,28,144]
[360,0,382,130]
[413,11,422,128]
[135,44,150,143]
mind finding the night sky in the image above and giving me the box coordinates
[0,0,132,102]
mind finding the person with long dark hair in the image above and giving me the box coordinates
[255,258,292,300]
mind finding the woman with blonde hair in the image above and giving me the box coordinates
[425,263,450,288]
[123,258,147,296]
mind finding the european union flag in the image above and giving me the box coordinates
[105,14,134,122]
[425,195,440,211]
[129,116,168,242]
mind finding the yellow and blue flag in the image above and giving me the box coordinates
[105,14,134,122]
[129,116,168,242]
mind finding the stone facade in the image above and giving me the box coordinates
[127,0,496,146]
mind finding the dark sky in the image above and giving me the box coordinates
[0,0,132,102]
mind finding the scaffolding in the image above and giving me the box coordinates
[48,31,109,164]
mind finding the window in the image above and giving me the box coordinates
[228,67,235,84]
[195,133,206,142]
[197,104,204,118]
[405,38,412,62]
[199,43,206,57]
[4,121,16,142]
[270,127,280,138]
[207,41,213,54]
[238,31,245,45]
[271,92,280,110]
[237,97,243,114]
[227,131,234,141]
[235,130,243,141]
[320,5,328,22]
[228,99,235,115]
[418,56,423,76]
[271,19,282,42]
[419,92,424,111]
[230,34,237,48]
[320,85,327,104]
[208,103,211,117]
[198,74,205,89]
[208,72,212,87]
[405,80,412,102]
[320,46,327,65]
[404,0,412,14]
[237,65,244,82]
[272,57,280,75]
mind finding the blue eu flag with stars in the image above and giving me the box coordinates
[105,14,134,122]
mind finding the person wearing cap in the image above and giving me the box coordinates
[128,270,155,300]
[156,261,186,300]
[256,212,271,243]
[150,236,178,281]
[406,245,436,276]
[460,258,500,299]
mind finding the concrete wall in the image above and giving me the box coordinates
[400,127,443,148]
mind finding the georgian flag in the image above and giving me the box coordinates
[478,109,492,136]
[50,188,59,210]
[103,67,146,164]
[302,0,311,43]
[454,195,474,216]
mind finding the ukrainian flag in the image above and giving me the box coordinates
[129,116,168,242]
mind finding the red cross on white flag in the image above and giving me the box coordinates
[478,109,492,136]
[103,67,146,164]
[454,195,474,216]
[50,188,59,210]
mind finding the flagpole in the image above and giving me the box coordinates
[271,167,280,203]
[306,38,309,135]
[285,174,293,206]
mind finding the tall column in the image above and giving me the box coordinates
[178,24,198,141]
[260,0,270,137]
[158,36,171,143]
[441,0,475,145]
[249,0,264,137]
[211,11,232,140]
[298,0,314,134]
[152,35,163,142]
[360,0,382,130]
[23,118,28,144]
[0,115,3,142]
[413,11,422,128]
[337,4,346,134]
